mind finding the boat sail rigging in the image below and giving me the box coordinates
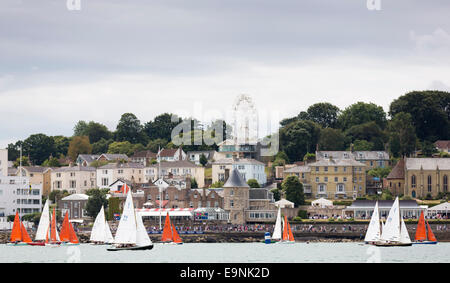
[364,201,381,244]
[59,212,79,245]
[107,190,153,251]
[413,211,438,245]
[8,211,32,245]
[375,197,412,247]
[161,212,183,245]
[90,206,114,244]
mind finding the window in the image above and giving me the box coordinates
[118,169,123,174]
[444,175,448,192]
[315,167,319,172]
[343,167,347,172]
[336,184,345,193]
[101,178,109,186]
[324,177,328,182]
[343,177,347,182]
[84,180,87,186]
[318,184,326,193]
[412,175,416,188]
[70,181,76,188]
[56,173,61,178]
[230,190,234,196]
[334,167,338,172]
[427,175,432,192]
[324,167,328,172]
[230,200,234,207]
[315,177,319,182]
[334,177,338,182]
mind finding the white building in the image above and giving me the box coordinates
[0,175,42,218]
[0,149,7,177]
[96,162,145,190]
[212,158,267,186]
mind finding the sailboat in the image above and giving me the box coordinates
[277,215,295,244]
[161,212,183,245]
[375,197,412,247]
[28,199,49,246]
[46,207,62,246]
[264,206,282,244]
[364,201,381,244]
[107,190,153,251]
[90,206,114,245]
[59,212,80,245]
[413,211,438,245]
[7,211,32,246]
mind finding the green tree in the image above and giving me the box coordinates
[345,121,386,150]
[73,120,89,136]
[368,167,392,179]
[92,138,114,154]
[387,112,417,157]
[210,181,224,188]
[303,153,316,163]
[48,190,69,203]
[280,120,321,162]
[318,128,346,150]
[338,102,387,131]
[247,179,260,188]
[76,121,113,144]
[389,91,450,141]
[67,136,92,161]
[146,138,168,153]
[353,139,374,151]
[14,156,30,167]
[85,189,109,218]
[52,136,70,158]
[199,154,208,167]
[420,140,439,157]
[108,141,134,155]
[281,175,305,206]
[22,133,56,165]
[116,113,147,144]
[191,178,198,189]
[306,102,341,128]
[42,157,61,167]
[144,113,182,141]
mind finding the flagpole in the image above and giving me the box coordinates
[19,145,22,219]
[158,147,162,231]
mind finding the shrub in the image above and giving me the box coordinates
[297,210,308,219]
[292,216,302,222]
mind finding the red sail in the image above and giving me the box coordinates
[10,212,22,242]
[282,215,289,241]
[59,212,71,242]
[68,222,79,244]
[287,222,295,242]
[50,208,58,242]
[426,221,437,242]
[172,223,183,244]
[415,211,427,241]
[161,213,173,242]
[20,222,32,243]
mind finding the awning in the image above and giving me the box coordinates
[69,219,84,223]
[136,208,194,217]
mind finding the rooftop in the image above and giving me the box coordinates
[223,168,250,188]
[405,158,450,170]
[213,158,265,166]
[386,159,405,179]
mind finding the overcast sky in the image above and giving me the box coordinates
[1,0,450,147]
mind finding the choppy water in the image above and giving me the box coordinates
[1,242,449,263]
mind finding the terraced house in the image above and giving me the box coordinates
[97,162,145,190]
[51,165,96,194]
[143,160,205,188]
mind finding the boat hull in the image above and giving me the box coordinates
[107,244,154,251]
[412,241,438,245]
[6,242,29,246]
[374,242,412,247]
[27,242,46,246]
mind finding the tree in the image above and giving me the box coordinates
[191,178,198,189]
[368,167,392,179]
[353,140,374,151]
[345,121,386,150]
[318,128,346,150]
[85,189,109,218]
[73,120,89,136]
[389,91,450,141]
[146,138,168,153]
[338,102,387,131]
[67,136,92,161]
[22,134,56,165]
[420,140,439,157]
[48,190,69,203]
[92,138,113,154]
[42,157,61,167]
[144,113,182,141]
[281,175,305,206]
[210,181,224,188]
[116,113,147,144]
[280,120,321,162]
[306,102,340,128]
[271,188,281,201]
[199,154,208,167]
[14,156,30,167]
[107,141,134,155]
[79,121,113,144]
[52,136,70,158]
[247,179,260,188]
[387,112,417,157]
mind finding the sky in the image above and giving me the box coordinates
[0,0,450,147]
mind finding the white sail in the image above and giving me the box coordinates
[135,212,152,247]
[380,197,401,242]
[364,201,381,242]
[35,200,50,241]
[90,206,106,242]
[400,218,412,244]
[272,207,282,240]
[113,190,137,244]
[105,220,114,244]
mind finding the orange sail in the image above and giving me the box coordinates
[172,223,182,244]
[50,208,58,242]
[10,212,22,242]
[59,212,71,242]
[20,222,32,243]
[68,222,79,244]
[282,215,289,241]
[161,213,173,242]
[415,211,427,241]
[287,222,295,242]
[426,221,437,242]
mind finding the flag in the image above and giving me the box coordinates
[29,184,32,194]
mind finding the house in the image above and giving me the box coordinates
[51,165,97,194]
[435,140,450,153]
[16,166,53,197]
[158,147,186,162]
[386,159,406,196]
[316,150,390,170]
[144,160,205,188]
[97,162,145,190]
[212,157,267,187]
[76,154,101,166]
[186,150,217,165]
[130,150,157,166]
[97,153,129,163]
[58,193,89,220]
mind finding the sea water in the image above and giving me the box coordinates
[0,243,449,263]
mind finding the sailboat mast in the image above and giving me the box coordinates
[158,146,162,231]
[19,145,22,219]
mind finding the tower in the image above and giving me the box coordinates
[223,168,250,225]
